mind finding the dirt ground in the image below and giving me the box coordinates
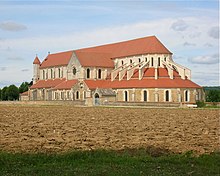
[0,105,219,154]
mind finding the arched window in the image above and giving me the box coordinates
[185,90,189,102]
[145,57,148,62]
[46,71,48,79]
[165,90,169,102]
[124,91,128,102]
[151,57,154,67]
[76,91,79,100]
[73,67,76,75]
[130,59,132,64]
[143,90,147,102]
[98,69,102,79]
[51,69,53,79]
[164,57,166,61]
[43,70,45,79]
[58,68,61,78]
[86,68,90,79]
[121,60,124,65]
[158,57,160,67]
[139,58,141,63]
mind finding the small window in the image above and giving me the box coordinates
[185,90,189,102]
[43,70,45,79]
[124,91,128,102]
[151,57,154,67]
[61,92,64,100]
[98,69,102,79]
[143,90,147,102]
[86,68,90,79]
[164,57,166,61]
[121,60,124,65]
[145,57,148,62]
[76,91,79,100]
[51,69,53,79]
[158,57,160,67]
[58,68,61,78]
[139,58,141,63]
[73,67,76,75]
[165,90,169,102]
[130,59,132,64]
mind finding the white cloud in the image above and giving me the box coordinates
[0,21,27,32]
[0,16,218,86]
[21,69,29,72]
[0,67,7,71]
[183,42,196,47]
[7,56,24,61]
[170,19,189,31]
[208,26,219,39]
[189,54,219,64]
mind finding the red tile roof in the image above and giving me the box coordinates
[84,79,201,90]
[20,91,29,96]
[38,36,172,69]
[30,79,65,89]
[33,56,41,64]
[143,68,155,77]
[158,68,169,77]
[173,70,181,78]
[75,51,114,68]
[53,79,78,90]
[40,51,73,68]
[75,36,171,68]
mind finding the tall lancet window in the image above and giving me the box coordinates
[151,57,154,67]
[87,68,90,79]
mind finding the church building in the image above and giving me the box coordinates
[29,36,204,106]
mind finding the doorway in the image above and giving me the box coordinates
[94,93,100,105]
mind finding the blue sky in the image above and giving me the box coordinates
[0,0,219,87]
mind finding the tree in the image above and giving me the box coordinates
[19,82,29,93]
[1,86,8,100]
[0,88,1,100]
[6,85,19,101]
[206,90,220,102]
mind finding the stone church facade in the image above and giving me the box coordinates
[29,36,204,106]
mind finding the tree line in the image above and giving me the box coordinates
[0,82,32,101]
[0,83,219,102]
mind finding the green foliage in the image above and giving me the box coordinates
[6,85,19,101]
[1,86,8,101]
[206,89,220,102]
[19,82,29,93]
[0,149,219,176]
[0,88,1,100]
[196,101,206,108]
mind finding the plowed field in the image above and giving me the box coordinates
[0,105,219,154]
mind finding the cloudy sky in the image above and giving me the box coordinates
[0,0,219,87]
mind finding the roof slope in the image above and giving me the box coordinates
[30,79,65,89]
[33,56,41,64]
[53,79,78,90]
[38,36,171,68]
[75,36,171,67]
[84,79,201,90]
[40,51,73,68]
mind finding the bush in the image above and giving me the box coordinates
[6,85,19,101]
[206,90,220,102]
[196,101,206,108]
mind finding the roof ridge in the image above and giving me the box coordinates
[75,35,156,51]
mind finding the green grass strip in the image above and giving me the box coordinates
[0,149,220,176]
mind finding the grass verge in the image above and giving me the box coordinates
[0,149,220,176]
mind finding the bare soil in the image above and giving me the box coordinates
[0,105,219,154]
